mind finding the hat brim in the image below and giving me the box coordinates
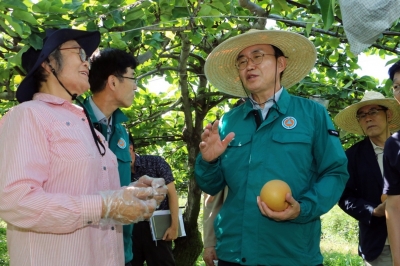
[334,98,400,135]
[17,29,101,103]
[204,30,317,97]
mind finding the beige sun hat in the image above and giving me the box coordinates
[334,90,400,135]
[204,29,317,97]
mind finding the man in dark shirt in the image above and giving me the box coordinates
[129,134,179,266]
[335,91,400,265]
[383,61,400,265]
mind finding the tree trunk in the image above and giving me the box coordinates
[173,178,203,266]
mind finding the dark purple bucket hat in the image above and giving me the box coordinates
[17,28,100,103]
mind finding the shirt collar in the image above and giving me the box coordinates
[32,93,84,115]
[370,138,384,153]
[33,92,73,105]
[88,97,112,127]
[242,87,290,119]
[249,87,284,110]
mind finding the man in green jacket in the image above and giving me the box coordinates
[84,48,138,265]
[195,30,349,266]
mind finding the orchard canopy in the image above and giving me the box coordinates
[0,1,399,265]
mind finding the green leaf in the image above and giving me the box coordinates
[328,38,340,49]
[189,31,203,45]
[26,33,44,50]
[2,14,23,37]
[0,0,29,10]
[210,1,227,13]
[110,33,127,49]
[384,78,393,91]
[317,0,334,30]
[125,9,145,22]
[0,17,17,38]
[103,18,115,29]
[111,10,124,24]
[12,10,39,26]
[345,47,356,59]
[326,68,336,78]
[217,22,232,30]
[385,58,400,66]
[329,51,339,63]
[32,0,52,13]
[305,20,313,36]
[198,4,212,16]
[272,0,292,13]
[343,80,353,88]
[201,17,214,29]
[124,20,145,34]
[172,7,190,19]
[87,21,97,32]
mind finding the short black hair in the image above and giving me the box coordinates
[89,48,138,93]
[388,61,400,81]
[272,45,285,79]
[272,45,285,59]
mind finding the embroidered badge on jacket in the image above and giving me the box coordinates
[117,138,127,149]
[282,117,297,129]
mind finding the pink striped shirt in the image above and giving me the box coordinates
[0,93,124,266]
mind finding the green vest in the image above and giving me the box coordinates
[82,97,133,263]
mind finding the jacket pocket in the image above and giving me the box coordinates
[113,148,131,163]
[271,132,312,144]
[227,134,252,147]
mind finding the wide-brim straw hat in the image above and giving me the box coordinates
[334,90,400,135]
[17,28,100,103]
[204,30,317,97]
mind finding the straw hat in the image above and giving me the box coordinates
[204,30,317,97]
[17,28,100,103]
[334,91,400,135]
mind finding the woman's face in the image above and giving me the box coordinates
[51,40,91,96]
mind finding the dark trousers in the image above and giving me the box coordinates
[131,221,175,266]
[219,259,323,266]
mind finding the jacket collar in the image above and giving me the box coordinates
[242,88,291,119]
[83,96,128,125]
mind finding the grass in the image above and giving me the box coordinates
[320,205,363,265]
[0,205,363,266]
[0,220,9,266]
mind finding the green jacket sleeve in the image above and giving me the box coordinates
[292,107,349,223]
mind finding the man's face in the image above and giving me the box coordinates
[237,44,286,94]
[357,104,391,138]
[393,71,400,103]
[114,67,137,108]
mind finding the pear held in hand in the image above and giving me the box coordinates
[260,180,291,212]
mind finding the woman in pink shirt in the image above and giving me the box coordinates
[0,28,165,266]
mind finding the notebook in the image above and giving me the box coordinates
[149,209,186,241]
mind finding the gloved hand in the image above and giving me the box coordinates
[130,175,168,207]
[100,186,157,225]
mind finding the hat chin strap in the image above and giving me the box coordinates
[47,62,78,100]
[48,63,106,157]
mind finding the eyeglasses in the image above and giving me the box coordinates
[58,47,91,68]
[356,108,386,121]
[392,84,400,96]
[235,52,276,70]
[118,76,138,85]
